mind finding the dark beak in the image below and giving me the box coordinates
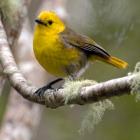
[35,19,47,26]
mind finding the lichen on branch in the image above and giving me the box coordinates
[130,62,140,101]
[79,99,114,134]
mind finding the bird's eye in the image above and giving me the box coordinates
[48,20,53,25]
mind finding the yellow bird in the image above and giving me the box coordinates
[33,11,128,94]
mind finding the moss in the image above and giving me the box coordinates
[63,79,97,104]
[79,99,114,134]
[63,79,114,134]
[131,62,140,101]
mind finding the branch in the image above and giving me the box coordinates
[0,21,46,140]
[0,18,138,109]
[0,0,31,47]
[0,1,46,140]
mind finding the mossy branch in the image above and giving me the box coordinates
[0,18,139,108]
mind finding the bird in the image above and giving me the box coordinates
[33,11,128,95]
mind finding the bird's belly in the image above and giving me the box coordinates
[34,44,87,77]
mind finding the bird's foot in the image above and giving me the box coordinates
[34,78,63,97]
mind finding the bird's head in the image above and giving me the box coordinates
[35,11,65,34]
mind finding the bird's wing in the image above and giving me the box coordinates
[60,27,110,59]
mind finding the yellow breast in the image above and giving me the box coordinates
[33,26,82,77]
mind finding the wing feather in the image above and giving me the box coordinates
[60,27,110,59]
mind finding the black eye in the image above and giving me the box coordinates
[48,20,53,25]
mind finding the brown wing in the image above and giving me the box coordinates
[60,27,110,59]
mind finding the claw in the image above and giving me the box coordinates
[34,78,63,97]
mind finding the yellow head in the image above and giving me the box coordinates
[35,11,65,34]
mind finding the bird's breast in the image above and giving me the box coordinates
[33,34,87,77]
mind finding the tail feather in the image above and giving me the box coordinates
[107,56,128,69]
[90,56,128,69]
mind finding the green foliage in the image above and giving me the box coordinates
[131,62,140,101]
[63,79,97,104]
[79,99,114,134]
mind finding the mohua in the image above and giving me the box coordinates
[33,11,128,94]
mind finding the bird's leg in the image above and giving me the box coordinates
[68,74,77,81]
[34,78,63,97]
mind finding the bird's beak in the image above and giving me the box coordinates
[35,19,47,26]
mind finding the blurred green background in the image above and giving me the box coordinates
[1,0,140,140]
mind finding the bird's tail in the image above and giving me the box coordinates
[106,56,128,69]
[90,56,128,69]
